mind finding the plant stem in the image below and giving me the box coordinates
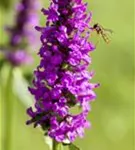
[52,140,63,150]
[3,67,13,150]
[52,140,58,150]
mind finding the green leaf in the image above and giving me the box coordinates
[44,136,52,150]
[12,68,33,107]
[68,143,80,150]
[57,143,63,150]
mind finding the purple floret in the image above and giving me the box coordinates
[27,0,99,143]
[5,50,33,66]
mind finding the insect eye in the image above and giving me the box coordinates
[93,24,98,28]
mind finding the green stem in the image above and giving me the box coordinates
[3,67,13,150]
[53,140,58,150]
[52,140,63,150]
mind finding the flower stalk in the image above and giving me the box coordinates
[53,140,63,150]
[3,67,13,150]
[53,140,58,150]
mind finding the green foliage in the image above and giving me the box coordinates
[68,144,80,150]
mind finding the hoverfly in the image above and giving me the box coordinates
[92,23,113,44]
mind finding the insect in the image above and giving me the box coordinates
[92,23,113,44]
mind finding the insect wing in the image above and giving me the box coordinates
[101,28,113,43]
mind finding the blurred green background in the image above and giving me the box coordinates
[0,0,134,150]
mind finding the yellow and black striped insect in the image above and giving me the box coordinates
[92,23,113,44]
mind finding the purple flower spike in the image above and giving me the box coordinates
[26,0,99,143]
[3,0,40,66]
[6,0,40,47]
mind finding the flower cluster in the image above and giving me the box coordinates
[27,0,99,143]
[6,0,39,47]
[3,0,40,66]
